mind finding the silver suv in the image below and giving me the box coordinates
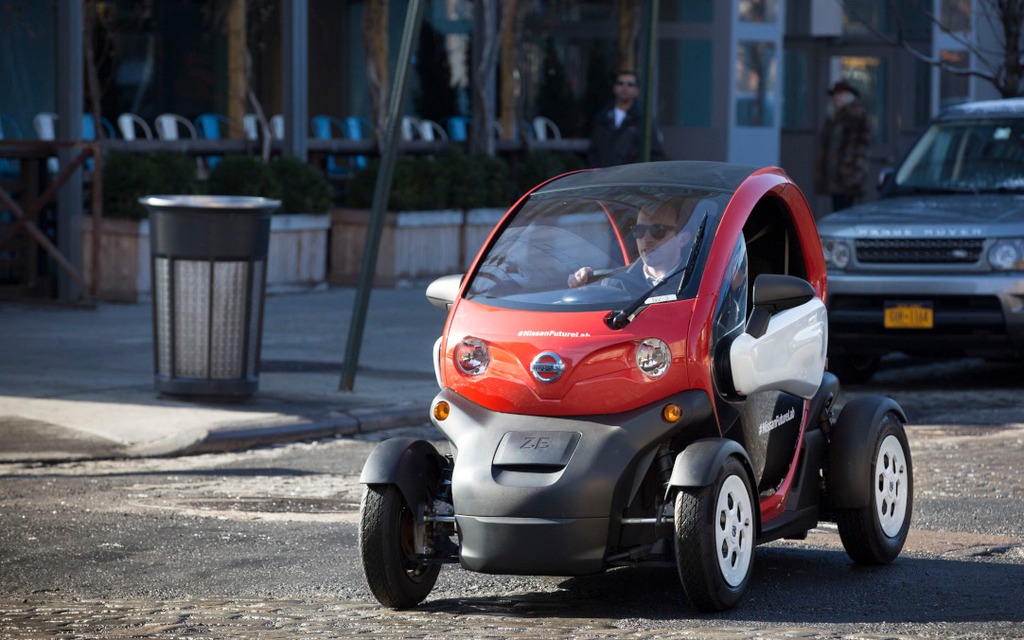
[817,98,1024,382]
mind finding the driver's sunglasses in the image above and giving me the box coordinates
[631,223,675,240]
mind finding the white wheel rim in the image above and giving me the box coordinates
[715,474,754,587]
[875,434,909,538]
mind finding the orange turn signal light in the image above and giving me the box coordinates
[433,400,451,421]
[662,403,683,423]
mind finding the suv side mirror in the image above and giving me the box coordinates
[877,167,895,195]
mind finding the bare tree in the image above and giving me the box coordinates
[842,0,1024,98]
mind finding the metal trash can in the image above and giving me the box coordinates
[139,195,280,400]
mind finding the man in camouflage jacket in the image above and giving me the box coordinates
[815,80,871,212]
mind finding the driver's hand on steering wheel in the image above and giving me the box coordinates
[567,267,593,288]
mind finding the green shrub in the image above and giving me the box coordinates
[346,150,512,211]
[515,150,585,196]
[205,155,282,200]
[271,156,332,213]
[102,151,200,220]
[444,148,512,209]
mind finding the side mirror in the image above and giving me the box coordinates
[877,167,895,195]
[426,273,463,310]
[730,275,826,399]
[745,274,816,339]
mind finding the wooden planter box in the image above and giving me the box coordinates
[266,213,330,293]
[82,216,149,303]
[462,208,505,270]
[329,208,463,286]
[83,213,330,302]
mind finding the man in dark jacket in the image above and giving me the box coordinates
[815,79,871,212]
[588,71,665,168]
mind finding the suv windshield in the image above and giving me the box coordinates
[896,117,1024,192]
[464,186,717,311]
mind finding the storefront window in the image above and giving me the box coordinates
[941,0,972,33]
[736,41,776,127]
[739,0,778,23]
[940,49,970,108]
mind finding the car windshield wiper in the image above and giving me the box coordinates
[606,214,707,330]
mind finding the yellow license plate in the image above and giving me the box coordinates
[884,303,934,329]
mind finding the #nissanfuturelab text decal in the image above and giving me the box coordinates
[518,329,592,338]
[758,407,796,436]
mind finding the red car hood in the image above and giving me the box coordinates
[440,298,698,416]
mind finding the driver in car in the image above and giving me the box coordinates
[568,199,693,293]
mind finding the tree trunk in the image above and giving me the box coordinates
[472,0,500,154]
[617,0,643,71]
[999,0,1024,97]
[498,0,516,143]
[363,0,389,142]
[226,0,246,139]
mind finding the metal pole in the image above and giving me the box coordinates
[340,0,425,391]
[642,0,660,162]
[56,0,84,301]
[282,0,309,160]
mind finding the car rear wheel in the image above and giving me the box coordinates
[835,413,913,564]
[674,455,754,612]
[359,484,440,609]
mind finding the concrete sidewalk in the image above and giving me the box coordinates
[0,286,449,463]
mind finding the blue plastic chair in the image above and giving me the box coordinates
[310,114,349,177]
[194,113,231,168]
[343,116,372,170]
[0,114,23,179]
[447,116,470,142]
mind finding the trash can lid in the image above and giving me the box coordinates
[139,195,282,210]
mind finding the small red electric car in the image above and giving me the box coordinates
[359,161,913,612]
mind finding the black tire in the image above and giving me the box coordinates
[828,354,880,384]
[835,412,913,564]
[359,484,440,609]
[674,455,755,612]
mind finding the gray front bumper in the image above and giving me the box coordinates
[430,387,712,575]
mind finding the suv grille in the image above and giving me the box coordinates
[855,238,984,264]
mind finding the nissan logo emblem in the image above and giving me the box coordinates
[530,351,565,383]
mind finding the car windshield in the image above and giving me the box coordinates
[464,186,717,311]
[896,117,1024,192]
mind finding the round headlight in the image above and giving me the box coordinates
[988,240,1024,271]
[636,338,671,378]
[822,239,852,269]
[454,337,490,376]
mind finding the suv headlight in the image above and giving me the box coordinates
[821,238,852,270]
[988,239,1024,271]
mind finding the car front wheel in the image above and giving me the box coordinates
[359,484,440,609]
[673,455,755,612]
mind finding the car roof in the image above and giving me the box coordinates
[533,161,758,195]
[936,97,1024,121]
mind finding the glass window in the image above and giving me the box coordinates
[783,49,810,129]
[660,39,713,127]
[940,50,970,109]
[464,187,722,311]
[739,0,778,23]
[663,0,714,23]
[736,41,777,127]
[941,0,972,33]
[896,118,1024,192]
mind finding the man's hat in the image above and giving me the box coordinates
[828,80,860,98]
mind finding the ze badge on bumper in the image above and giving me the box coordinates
[493,431,581,470]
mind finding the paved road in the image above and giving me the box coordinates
[2,375,1023,640]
